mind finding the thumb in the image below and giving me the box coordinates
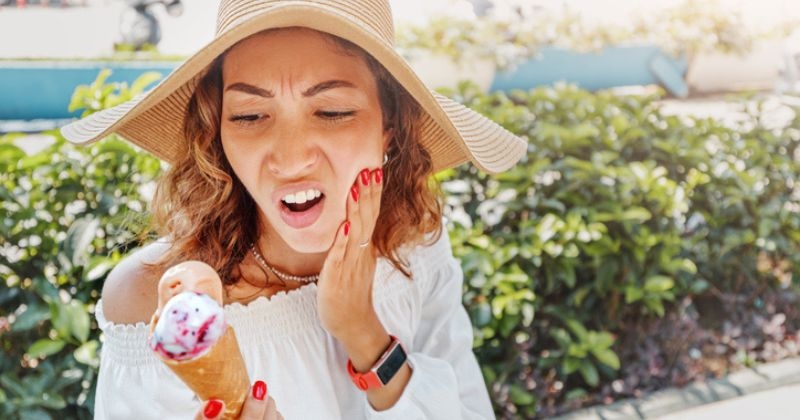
[196,399,224,420]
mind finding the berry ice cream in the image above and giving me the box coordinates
[150,291,226,361]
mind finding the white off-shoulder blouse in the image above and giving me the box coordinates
[94,231,495,419]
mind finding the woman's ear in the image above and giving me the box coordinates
[382,126,394,150]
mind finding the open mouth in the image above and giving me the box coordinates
[281,189,324,212]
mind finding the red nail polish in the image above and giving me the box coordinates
[360,169,370,186]
[374,168,383,184]
[204,400,223,418]
[344,221,351,237]
[351,185,359,202]
[253,380,267,401]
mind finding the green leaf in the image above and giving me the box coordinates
[66,301,90,343]
[593,348,621,370]
[579,362,600,387]
[467,235,490,249]
[130,71,163,95]
[11,305,50,332]
[0,376,27,398]
[509,384,536,406]
[645,298,666,317]
[619,207,652,222]
[85,257,115,282]
[62,217,100,269]
[27,339,66,358]
[35,392,67,410]
[50,303,71,340]
[73,340,99,367]
[564,319,589,341]
[644,275,675,293]
[18,407,52,420]
[625,286,645,303]
[563,357,581,374]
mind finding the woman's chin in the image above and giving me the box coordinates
[283,230,336,254]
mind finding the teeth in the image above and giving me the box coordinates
[282,189,322,205]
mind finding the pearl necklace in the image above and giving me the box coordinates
[249,244,319,283]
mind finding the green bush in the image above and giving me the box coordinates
[0,73,162,419]
[439,84,800,417]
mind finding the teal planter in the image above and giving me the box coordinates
[0,61,179,120]
[491,46,689,97]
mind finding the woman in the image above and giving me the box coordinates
[61,1,526,419]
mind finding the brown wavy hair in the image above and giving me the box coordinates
[149,29,442,283]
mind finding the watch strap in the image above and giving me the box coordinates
[347,334,407,391]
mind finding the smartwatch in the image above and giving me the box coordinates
[347,335,408,390]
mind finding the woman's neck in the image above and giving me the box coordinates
[255,231,327,278]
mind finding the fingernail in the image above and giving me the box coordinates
[360,168,371,186]
[253,380,267,401]
[350,185,359,202]
[204,400,223,418]
[344,221,351,237]
[374,168,383,184]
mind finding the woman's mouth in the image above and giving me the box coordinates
[279,188,325,229]
[282,189,323,211]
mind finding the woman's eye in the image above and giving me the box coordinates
[317,110,356,121]
[229,114,266,125]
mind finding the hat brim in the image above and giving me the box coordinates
[60,4,527,174]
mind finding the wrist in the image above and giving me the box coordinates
[341,323,391,372]
[347,334,408,391]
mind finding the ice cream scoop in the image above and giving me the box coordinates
[150,291,226,361]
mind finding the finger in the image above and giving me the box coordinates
[265,396,282,420]
[348,180,362,242]
[325,220,351,272]
[238,380,269,419]
[194,399,224,420]
[365,167,384,232]
[357,167,383,249]
[349,169,369,244]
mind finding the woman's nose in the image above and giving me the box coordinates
[266,124,319,176]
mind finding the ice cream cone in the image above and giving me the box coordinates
[151,321,250,419]
[148,261,250,419]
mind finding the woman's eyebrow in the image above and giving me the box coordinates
[224,80,356,98]
[302,80,356,97]
[225,82,273,98]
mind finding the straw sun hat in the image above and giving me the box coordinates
[60,0,527,174]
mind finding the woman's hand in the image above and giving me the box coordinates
[317,167,413,410]
[195,381,283,420]
[317,167,389,352]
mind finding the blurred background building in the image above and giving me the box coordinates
[1,0,800,126]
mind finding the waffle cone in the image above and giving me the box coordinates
[154,325,250,419]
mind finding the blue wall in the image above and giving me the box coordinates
[490,46,688,97]
[1,47,689,122]
[0,61,179,120]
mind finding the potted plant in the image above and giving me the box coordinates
[397,0,788,97]
[397,15,501,92]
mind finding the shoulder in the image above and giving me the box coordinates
[100,240,171,325]
[406,226,458,279]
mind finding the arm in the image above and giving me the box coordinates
[366,230,495,419]
[94,241,202,419]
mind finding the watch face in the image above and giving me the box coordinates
[376,343,407,384]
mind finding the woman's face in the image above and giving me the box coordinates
[220,28,389,254]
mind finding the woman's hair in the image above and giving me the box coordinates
[149,28,442,284]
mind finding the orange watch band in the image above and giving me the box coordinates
[346,334,407,391]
